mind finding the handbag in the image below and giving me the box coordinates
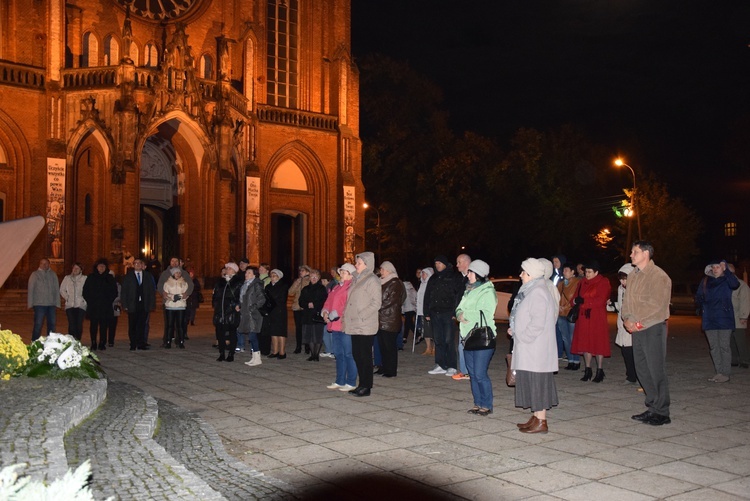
[258,290,276,317]
[462,311,496,351]
[505,353,516,386]
[565,283,582,323]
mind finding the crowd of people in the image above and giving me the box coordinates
[26,239,750,432]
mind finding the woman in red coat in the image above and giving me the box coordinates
[570,261,612,383]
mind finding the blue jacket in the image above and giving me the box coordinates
[696,271,740,330]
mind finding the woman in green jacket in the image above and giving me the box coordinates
[456,260,498,416]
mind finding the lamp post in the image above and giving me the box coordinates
[614,158,642,256]
[362,202,381,262]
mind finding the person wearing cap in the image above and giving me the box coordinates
[157,256,194,349]
[289,265,312,354]
[377,261,406,378]
[264,269,290,359]
[163,267,188,349]
[343,251,382,397]
[456,259,498,416]
[213,262,243,361]
[509,258,559,434]
[622,240,672,426]
[696,259,740,383]
[570,260,612,383]
[557,263,581,371]
[727,263,750,369]
[322,263,357,390]
[608,263,637,383]
[425,255,464,376]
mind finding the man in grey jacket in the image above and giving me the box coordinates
[28,258,60,341]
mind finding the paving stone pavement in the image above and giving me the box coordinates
[2,310,750,499]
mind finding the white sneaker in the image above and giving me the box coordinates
[326,383,343,389]
[428,365,447,375]
[339,384,357,392]
[320,352,334,358]
[444,368,458,377]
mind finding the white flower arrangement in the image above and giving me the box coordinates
[24,333,103,379]
[0,460,113,500]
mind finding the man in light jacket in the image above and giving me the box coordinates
[28,258,60,341]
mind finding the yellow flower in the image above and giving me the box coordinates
[0,329,29,379]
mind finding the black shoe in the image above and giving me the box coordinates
[381,374,396,378]
[631,410,653,422]
[645,413,671,426]
[353,387,371,397]
[571,363,580,371]
[267,353,279,358]
[349,386,362,394]
[129,346,136,351]
[374,367,384,374]
[564,362,574,370]
[165,343,171,349]
[307,356,315,361]
[293,348,302,354]
[580,367,592,381]
[277,354,287,359]
[305,348,311,355]
[226,354,234,362]
[415,336,424,345]
[137,345,150,350]
[98,344,106,351]
[217,354,225,361]
[179,343,185,349]
[592,369,605,383]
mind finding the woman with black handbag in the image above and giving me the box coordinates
[456,260,498,417]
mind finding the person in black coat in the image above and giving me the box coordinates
[213,262,244,362]
[299,269,328,361]
[82,258,118,351]
[264,269,290,359]
[423,255,465,374]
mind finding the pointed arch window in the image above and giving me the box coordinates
[82,32,99,67]
[144,43,159,67]
[200,54,213,79]
[271,160,307,191]
[266,0,298,108]
[103,35,119,65]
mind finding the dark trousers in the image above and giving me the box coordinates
[432,312,457,370]
[89,318,108,348]
[166,309,185,346]
[127,308,148,349]
[377,329,400,376]
[107,316,118,345]
[351,335,375,389]
[294,310,304,350]
[216,325,238,355]
[259,332,272,355]
[66,308,86,340]
[621,345,637,382]
[633,322,670,417]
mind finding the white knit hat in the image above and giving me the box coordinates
[521,258,546,279]
[468,259,490,278]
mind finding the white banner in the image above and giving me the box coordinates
[46,158,66,261]
[343,186,356,264]
[246,176,261,264]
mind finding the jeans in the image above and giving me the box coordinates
[32,305,56,341]
[432,312,457,370]
[237,331,259,352]
[556,316,579,362]
[458,342,467,374]
[66,307,86,340]
[332,331,357,386]
[465,348,495,410]
[323,329,333,354]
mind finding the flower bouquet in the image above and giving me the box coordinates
[22,333,104,379]
[0,329,29,380]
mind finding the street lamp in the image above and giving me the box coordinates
[614,157,642,256]
[362,202,381,262]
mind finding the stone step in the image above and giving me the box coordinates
[64,380,226,501]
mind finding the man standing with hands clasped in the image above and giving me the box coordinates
[621,241,672,426]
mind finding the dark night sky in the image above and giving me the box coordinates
[351,1,750,219]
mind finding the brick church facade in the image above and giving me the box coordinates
[0,0,363,285]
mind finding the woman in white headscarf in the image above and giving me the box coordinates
[509,258,559,434]
[416,267,435,356]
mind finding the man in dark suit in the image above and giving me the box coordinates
[121,258,156,350]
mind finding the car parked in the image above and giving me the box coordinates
[491,277,520,322]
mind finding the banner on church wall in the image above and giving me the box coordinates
[46,158,66,262]
[343,186,356,264]
[246,176,261,265]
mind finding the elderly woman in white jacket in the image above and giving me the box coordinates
[163,267,189,349]
[509,258,559,434]
[60,262,87,340]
